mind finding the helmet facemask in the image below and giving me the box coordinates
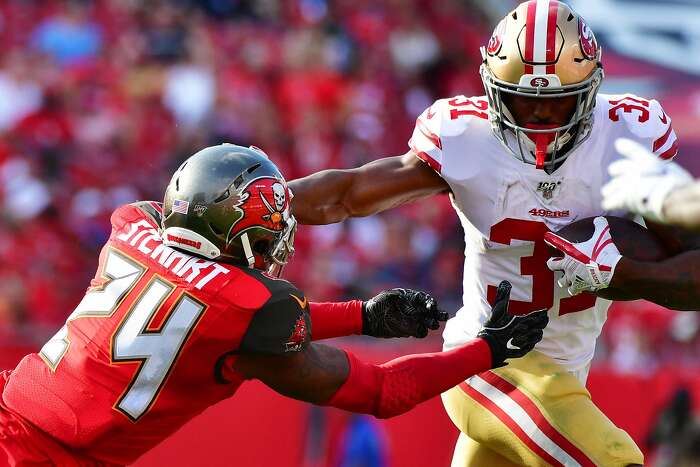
[263,215,297,277]
[481,62,603,170]
[238,213,297,277]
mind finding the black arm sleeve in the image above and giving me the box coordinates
[238,286,311,355]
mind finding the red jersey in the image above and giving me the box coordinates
[1,202,310,465]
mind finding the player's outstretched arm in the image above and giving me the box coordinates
[310,288,448,340]
[234,282,548,418]
[288,151,448,225]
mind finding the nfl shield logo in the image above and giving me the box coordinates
[536,182,560,200]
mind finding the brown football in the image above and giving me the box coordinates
[552,216,668,300]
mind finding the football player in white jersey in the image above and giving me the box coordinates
[289,1,695,465]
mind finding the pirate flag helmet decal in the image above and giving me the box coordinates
[162,143,296,275]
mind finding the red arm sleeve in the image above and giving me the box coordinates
[325,338,493,418]
[309,300,363,340]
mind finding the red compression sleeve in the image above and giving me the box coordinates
[309,301,363,340]
[326,338,492,418]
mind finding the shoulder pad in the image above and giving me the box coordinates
[600,93,678,160]
[409,96,489,173]
[109,202,160,234]
[238,272,310,355]
[131,201,163,226]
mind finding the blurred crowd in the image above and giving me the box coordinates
[0,0,484,343]
[0,0,697,371]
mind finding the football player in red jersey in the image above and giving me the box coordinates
[0,143,547,466]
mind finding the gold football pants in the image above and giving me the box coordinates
[442,351,644,467]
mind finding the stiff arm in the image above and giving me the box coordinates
[288,151,449,225]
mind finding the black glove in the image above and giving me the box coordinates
[477,281,549,368]
[362,288,449,338]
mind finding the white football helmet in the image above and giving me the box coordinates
[480,0,604,169]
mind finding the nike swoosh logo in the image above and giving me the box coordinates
[506,338,521,350]
[289,293,308,309]
[426,105,436,119]
[659,112,668,124]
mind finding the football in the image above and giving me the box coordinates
[552,216,668,300]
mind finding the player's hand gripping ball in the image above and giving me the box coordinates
[477,281,549,367]
[545,215,667,300]
[362,289,448,338]
[544,217,622,297]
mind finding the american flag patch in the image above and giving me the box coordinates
[172,199,189,215]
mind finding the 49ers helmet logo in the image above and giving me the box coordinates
[578,17,598,60]
[225,176,290,246]
[487,18,507,55]
[530,77,550,88]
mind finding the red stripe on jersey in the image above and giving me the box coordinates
[658,140,679,160]
[416,119,443,149]
[545,1,558,74]
[414,150,442,173]
[608,96,649,107]
[479,372,597,466]
[459,381,565,467]
[653,124,674,152]
[524,1,537,74]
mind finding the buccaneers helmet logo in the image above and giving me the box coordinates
[259,182,287,223]
[225,177,290,246]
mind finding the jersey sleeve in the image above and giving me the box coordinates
[238,284,311,355]
[608,94,679,160]
[408,96,491,175]
[408,99,448,174]
[647,99,679,160]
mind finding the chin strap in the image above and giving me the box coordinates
[240,232,255,267]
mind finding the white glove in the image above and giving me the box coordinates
[601,138,693,222]
[544,217,622,296]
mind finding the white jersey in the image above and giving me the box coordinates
[409,93,678,371]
